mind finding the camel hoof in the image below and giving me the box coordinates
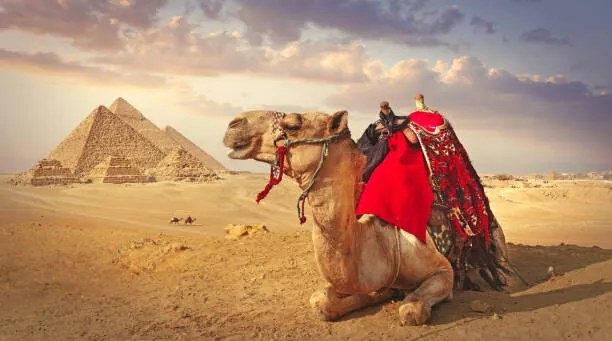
[399,300,431,326]
[309,289,338,322]
[312,307,335,321]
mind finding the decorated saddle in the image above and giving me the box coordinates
[409,109,508,290]
[409,111,491,248]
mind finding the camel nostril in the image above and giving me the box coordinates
[228,118,246,129]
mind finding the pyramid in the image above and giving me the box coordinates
[110,98,227,171]
[164,126,227,171]
[109,97,182,154]
[46,110,98,171]
[16,98,225,185]
[148,147,220,182]
[29,159,78,186]
[48,105,165,177]
[87,156,152,184]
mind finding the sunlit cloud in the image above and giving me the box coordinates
[0,0,167,51]
[0,48,167,87]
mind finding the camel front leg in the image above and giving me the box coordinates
[399,268,453,326]
[310,286,396,321]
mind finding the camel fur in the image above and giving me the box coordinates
[223,110,506,325]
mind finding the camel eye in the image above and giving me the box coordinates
[283,123,301,131]
[281,113,302,132]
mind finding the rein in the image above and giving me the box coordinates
[256,112,350,224]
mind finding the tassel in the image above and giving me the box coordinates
[256,145,286,203]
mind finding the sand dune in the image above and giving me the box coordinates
[1,175,611,339]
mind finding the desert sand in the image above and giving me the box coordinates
[1,174,611,340]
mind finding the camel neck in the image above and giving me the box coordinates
[300,139,363,249]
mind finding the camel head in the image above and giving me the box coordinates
[223,110,350,178]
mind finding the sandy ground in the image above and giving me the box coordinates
[0,174,611,340]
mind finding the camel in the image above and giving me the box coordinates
[185,216,196,225]
[169,217,183,224]
[223,110,509,325]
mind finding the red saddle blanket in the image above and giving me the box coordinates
[355,130,433,243]
[355,110,491,246]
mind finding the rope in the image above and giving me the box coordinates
[296,142,329,224]
[387,227,402,288]
[256,145,286,203]
[255,128,350,224]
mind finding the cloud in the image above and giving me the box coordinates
[93,15,373,83]
[264,41,370,83]
[96,16,265,75]
[0,48,167,87]
[324,55,612,171]
[470,16,495,34]
[521,28,570,46]
[171,82,243,117]
[196,0,223,19]
[0,0,167,51]
[202,0,464,47]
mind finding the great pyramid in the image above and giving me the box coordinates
[110,98,227,171]
[14,98,226,185]
[109,98,179,154]
[48,105,166,176]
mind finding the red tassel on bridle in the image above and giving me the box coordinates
[256,145,286,204]
[255,111,349,225]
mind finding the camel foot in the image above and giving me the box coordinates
[310,286,396,322]
[399,299,431,326]
[309,287,340,321]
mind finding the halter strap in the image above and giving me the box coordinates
[256,111,351,224]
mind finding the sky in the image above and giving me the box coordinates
[1,0,611,174]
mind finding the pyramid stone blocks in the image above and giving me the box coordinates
[30,159,78,186]
[15,98,225,185]
[87,156,152,184]
[148,148,220,182]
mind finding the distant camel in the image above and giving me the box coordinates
[185,216,196,225]
[169,217,183,224]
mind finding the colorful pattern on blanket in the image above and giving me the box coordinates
[410,116,491,247]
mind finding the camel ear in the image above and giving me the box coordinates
[327,110,348,134]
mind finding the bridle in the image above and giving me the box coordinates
[256,111,351,224]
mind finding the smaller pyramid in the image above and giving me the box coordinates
[148,148,220,182]
[87,156,152,184]
[164,126,227,171]
[29,159,78,186]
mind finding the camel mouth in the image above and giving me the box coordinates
[226,138,260,160]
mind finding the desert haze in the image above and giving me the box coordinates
[1,173,611,340]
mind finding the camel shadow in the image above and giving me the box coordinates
[428,243,612,325]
